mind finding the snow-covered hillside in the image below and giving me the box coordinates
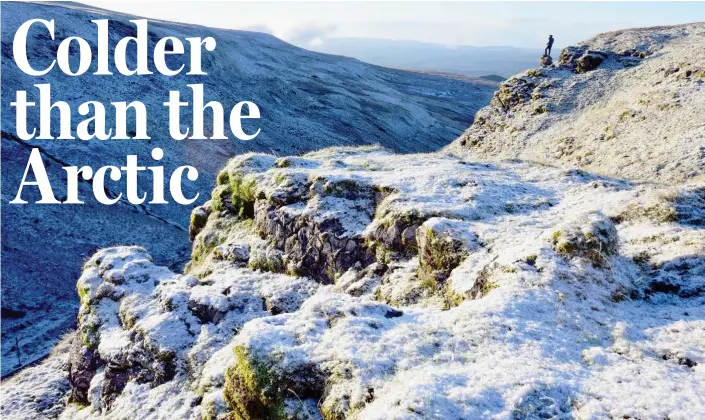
[450,23,705,184]
[0,1,495,373]
[2,18,704,420]
[4,144,704,419]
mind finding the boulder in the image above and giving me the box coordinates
[558,46,607,73]
[540,55,553,67]
[576,51,606,73]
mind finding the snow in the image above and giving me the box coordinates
[451,22,705,185]
[5,139,701,419]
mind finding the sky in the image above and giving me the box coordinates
[85,1,705,49]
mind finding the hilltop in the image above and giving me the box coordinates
[450,23,705,184]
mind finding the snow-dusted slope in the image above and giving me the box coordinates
[450,23,705,184]
[4,145,703,419]
[0,1,494,373]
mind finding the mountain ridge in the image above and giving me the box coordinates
[450,21,705,184]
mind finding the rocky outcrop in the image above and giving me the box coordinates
[5,144,702,420]
[63,246,319,417]
[451,22,705,184]
[557,46,609,73]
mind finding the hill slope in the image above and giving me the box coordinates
[450,23,705,184]
[0,1,495,374]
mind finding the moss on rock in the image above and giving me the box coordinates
[223,346,324,420]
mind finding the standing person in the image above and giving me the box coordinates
[545,35,555,56]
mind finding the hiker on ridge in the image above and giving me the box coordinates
[545,35,554,56]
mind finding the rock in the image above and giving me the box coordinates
[62,246,320,416]
[453,23,705,184]
[189,203,211,242]
[251,180,376,283]
[416,218,476,289]
[558,46,607,73]
[335,262,389,297]
[367,211,426,262]
[100,362,130,411]
[576,51,607,73]
[68,337,101,405]
[213,241,250,265]
[223,345,325,420]
[540,55,553,67]
[491,77,536,111]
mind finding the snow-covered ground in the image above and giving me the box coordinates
[450,22,705,185]
[3,144,702,419]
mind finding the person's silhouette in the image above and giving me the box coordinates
[545,35,554,56]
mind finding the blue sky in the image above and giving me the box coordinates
[88,1,705,49]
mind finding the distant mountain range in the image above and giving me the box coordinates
[311,37,539,78]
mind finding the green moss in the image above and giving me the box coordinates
[216,170,230,186]
[551,230,563,243]
[201,401,217,420]
[123,314,137,329]
[526,69,545,78]
[555,240,576,255]
[422,228,467,273]
[81,321,100,349]
[441,284,465,310]
[223,346,286,420]
[619,110,634,121]
[68,400,90,409]
[228,172,257,219]
[273,171,287,185]
[210,172,258,219]
[481,280,499,296]
[320,404,345,420]
[119,305,137,329]
[417,227,468,301]
[323,179,364,199]
[614,203,678,224]
[190,210,209,235]
[210,184,233,212]
[162,298,175,312]
[191,239,216,268]
[77,284,91,305]
[419,271,439,293]
[533,104,548,115]
[501,265,516,273]
[249,253,285,274]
